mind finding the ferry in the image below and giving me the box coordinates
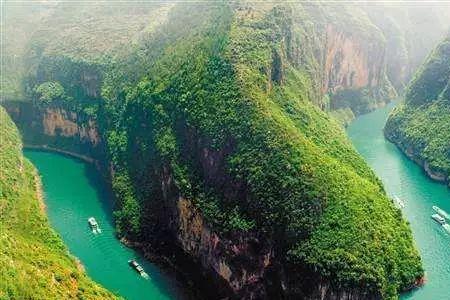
[431,213,446,225]
[128,259,149,279]
[394,196,405,209]
[432,206,450,220]
[88,217,101,234]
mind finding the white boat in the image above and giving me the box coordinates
[88,217,101,234]
[394,196,405,209]
[431,213,446,225]
[432,206,450,221]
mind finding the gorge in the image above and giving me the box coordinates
[2,1,450,300]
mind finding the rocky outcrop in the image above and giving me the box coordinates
[157,162,383,300]
[175,197,272,298]
[323,25,384,94]
[41,108,100,145]
[2,101,104,162]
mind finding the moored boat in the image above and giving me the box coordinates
[432,206,450,220]
[431,213,446,225]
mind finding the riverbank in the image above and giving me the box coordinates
[25,149,186,300]
[0,107,117,299]
[24,146,209,299]
[24,144,95,164]
[384,133,449,187]
[347,103,450,300]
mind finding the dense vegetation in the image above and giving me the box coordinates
[97,3,423,298]
[0,107,117,299]
[2,1,427,299]
[385,35,450,183]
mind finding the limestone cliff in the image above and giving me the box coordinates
[323,25,384,93]
[3,101,103,162]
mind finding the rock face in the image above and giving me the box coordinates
[41,108,100,144]
[161,164,383,300]
[364,5,450,92]
[323,25,384,94]
[3,101,103,162]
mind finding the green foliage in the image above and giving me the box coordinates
[100,3,422,298]
[386,36,450,181]
[386,100,450,178]
[4,2,423,298]
[34,81,68,103]
[405,38,450,106]
[0,107,117,299]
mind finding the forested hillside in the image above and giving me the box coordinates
[0,1,433,299]
[385,35,450,185]
[0,107,117,299]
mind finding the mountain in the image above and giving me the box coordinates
[363,4,450,93]
[0,107,117,299]
[1,2,428,299]
[385,34,450,185]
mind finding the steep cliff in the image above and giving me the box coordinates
[364,4,450,93]
[385,35,450,185]
[0,107,117,299]
[2,2,425,299]
[3,101,104,163]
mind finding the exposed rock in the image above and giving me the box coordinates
[323,25,384,94]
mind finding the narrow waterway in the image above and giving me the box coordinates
[347,103,450,299]
[24,150,183,300]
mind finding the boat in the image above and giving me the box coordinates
[88,217,101,234]
[128,259,149,279]
[432,206,450,220]
[394,196,405,209]
[443,223,450,234]
[431,213,446,225]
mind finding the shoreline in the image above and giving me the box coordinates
[24,144,95,164]
[24,144,201,299]
[384,133,449,187]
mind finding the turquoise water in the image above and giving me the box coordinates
[24,150,183,300]
[347,104,450,299]
[24,102,450,299]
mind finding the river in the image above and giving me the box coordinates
[347,103,450,299]
[24,150,183,300]
[23,102,450,300]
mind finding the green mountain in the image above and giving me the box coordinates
[0,107,117,299]
[385,35,450,185]
[1,1,429,299]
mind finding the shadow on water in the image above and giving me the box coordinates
[83,162,116,227]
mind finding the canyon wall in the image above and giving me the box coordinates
[3,101,104,163]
